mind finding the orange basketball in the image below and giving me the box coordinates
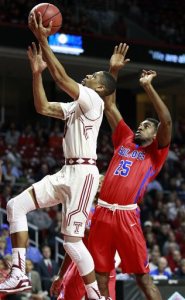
[29,3,62,35]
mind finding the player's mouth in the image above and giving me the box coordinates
[135,130,142,137]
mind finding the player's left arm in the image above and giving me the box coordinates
[28,42,66,119]
[28,12,79,100]
[140,70,172,148]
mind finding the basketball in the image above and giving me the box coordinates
[29,3,62,35]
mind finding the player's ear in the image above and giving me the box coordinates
[95,84,105,94]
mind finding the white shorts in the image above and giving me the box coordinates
[33,164,99,237]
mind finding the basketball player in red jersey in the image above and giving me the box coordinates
[88,43,172,300]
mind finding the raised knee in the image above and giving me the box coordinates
[7,190,36,223]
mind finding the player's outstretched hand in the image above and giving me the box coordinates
[27,42,47,74]
[110,42,130,72]
[28,11,52,40]
[139,70,157,87]
[50,276,63,297]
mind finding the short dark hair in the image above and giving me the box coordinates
[146,117,159,131]
[100,71,116,96]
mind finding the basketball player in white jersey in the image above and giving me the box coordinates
[0,12,116,300]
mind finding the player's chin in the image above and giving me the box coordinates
[133,135,143,145]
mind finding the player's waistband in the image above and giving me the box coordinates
[98,199,137,211]
[65,158,96,166]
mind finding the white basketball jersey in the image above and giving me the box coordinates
[60,84,104,159]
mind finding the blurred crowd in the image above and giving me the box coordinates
[0,0,185,45]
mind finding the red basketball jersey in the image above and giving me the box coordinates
[99,120,169,205]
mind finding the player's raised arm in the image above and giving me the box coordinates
[140,70,172,148]
[105,43,130,131]
[27,42,65,119]
[28,12,79,100]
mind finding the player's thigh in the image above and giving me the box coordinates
[33,169,69,208]
[88,207,116,272]
[115,210,149,274]
[61,165,99,237]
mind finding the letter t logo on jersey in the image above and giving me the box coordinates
[74,221,82,233]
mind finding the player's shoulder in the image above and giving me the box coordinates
[79,84,103,102]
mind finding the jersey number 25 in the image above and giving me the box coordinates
[114,160,133,177]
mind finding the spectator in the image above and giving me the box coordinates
[26,240,43,265]
[0,257,9,282]
[150,257,172,279]
[48,211,62,252]
[20,259,50,300]
[5,122,20,147]
[6,145,22,169]
[0,184,13,210]
[173,258,185,279]
[0,223,12,255]
[33,162,50,182]
[167,249,182,273]
[36,245,59,295]
[149,247,161,271]
[2,159,21,185]
[27,209,52,242]
[0,236,11,258]
[48,123,63,150]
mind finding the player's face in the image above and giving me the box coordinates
[134,120,157,146]
[81,71,104,91]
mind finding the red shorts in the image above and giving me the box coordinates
[57,263,85,300]
[57,262,116,300]
[88,206,149,274]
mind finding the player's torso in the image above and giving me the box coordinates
[63,103,103,159]
[100,139,158,205]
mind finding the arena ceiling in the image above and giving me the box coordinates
[0,46,185,93]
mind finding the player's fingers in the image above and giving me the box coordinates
[142,69,148,75]
[38,44,42,55]
[31,12,38,28]
[27,46,32,59]
[117,43,123,53]
[31,42,38,55]
[119,43,127,54]
[38,12,43,27]
[113,45,118,54]
[123,44,129,57]
[28,15,34,31]
[48,20,53,31]
[28,44,35,57]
